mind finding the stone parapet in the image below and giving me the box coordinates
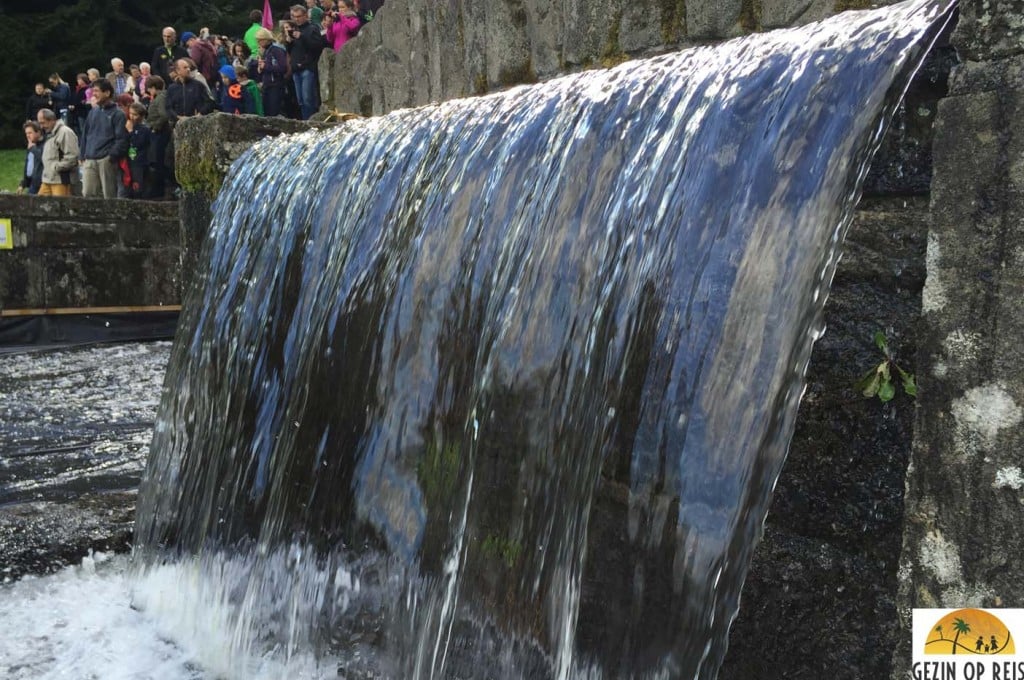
[0,195,180,310]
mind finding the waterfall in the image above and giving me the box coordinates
[133,1,956,677]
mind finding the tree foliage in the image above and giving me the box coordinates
[1,0,282,147]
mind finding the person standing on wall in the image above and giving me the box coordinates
[69,73,91,136]
[306,0,325,29]
[106,58,135,97]
[36,108,79,197]
[355,0,384,24]
[166,59,215,121]
[182,31,220,93]
[48,74,72,123]
[18,121,44,196]
[152,27,188,83]
[26,83,53,123]
[324,0,361,52]
[78,79,128,199]
[243,10,264,54]
[255,27,289,117]
[145,76,171,199]
[284,4,325,120]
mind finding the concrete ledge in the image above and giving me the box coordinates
[0,195,181,310]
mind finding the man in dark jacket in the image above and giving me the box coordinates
[145,76,172,199]
[152,27,189,82]
[284,4,325,119]
[48,74,72,121]
[166,59,215,122]
[18,121,44,195]
[26,84,53,123]
[79,79,129,198]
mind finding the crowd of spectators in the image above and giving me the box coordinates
[18,0,384,200]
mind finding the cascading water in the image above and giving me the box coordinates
[130,1,956,678]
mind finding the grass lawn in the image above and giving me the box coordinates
[0,148,25,193]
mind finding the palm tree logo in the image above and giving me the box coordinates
[950,617,971,654]
[924,609,1015,655]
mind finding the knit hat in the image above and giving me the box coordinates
[218,65,238,82]
[181,31,196,45]
[254,27,275,42]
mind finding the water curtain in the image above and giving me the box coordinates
[135,1,956,677]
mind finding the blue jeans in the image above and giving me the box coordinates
[292,68,319,120]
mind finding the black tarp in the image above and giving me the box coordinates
[0,312,178,353]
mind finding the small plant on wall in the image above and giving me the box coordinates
[857,331,917,403]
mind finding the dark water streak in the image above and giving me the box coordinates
[135,2,956,677]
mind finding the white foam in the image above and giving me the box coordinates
[0,554,202,680]
[0,553,348,680]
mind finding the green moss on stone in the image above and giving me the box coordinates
[176,153,223,196]
[602,6,626,63]
[661,0,688,44]
[480,533,523,569]
[834,0,873,10]
[418,439,461,503]
[473,72,489,95]
[739,0,763,32]
[497,57,538,87]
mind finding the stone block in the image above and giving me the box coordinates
[616,0,668,54]
[561,0,609,65]
[0,252,46,310]
[686,0,745,38]
[953,0,1024,61]
[928,89,1017,265]
[948,53,1024,95]
[760,0,831,30]
[495,0,536,84]
[33,222,122,249]
[121,219,180,250]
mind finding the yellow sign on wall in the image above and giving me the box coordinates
[0,218,12,249]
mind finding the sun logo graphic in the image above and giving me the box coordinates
[924,609,1015,656]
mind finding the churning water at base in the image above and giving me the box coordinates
[128,2,957,679]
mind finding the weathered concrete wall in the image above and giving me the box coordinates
[0,195,180,310]
[329,0,901,117]
[893,1,1024,675]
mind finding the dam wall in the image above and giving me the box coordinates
[168,1,1024,677]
